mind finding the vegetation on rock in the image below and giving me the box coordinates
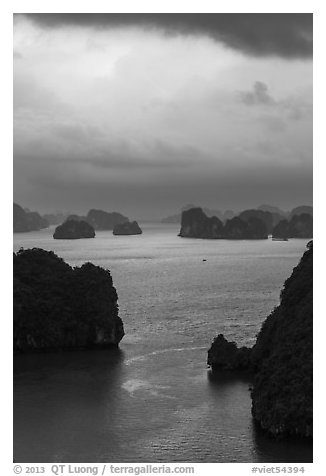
[113,221,142,235]
[207,241,313,438]
[65,209,129,230]
[86,209,129,230]
[272,213,313,239]
[53,219,95,239]
[14,203,49,233]
[207,334,251,371]
[14,248,124,351]
[289,206,313,219]
[239,209,280,234]
[179,208,268,239]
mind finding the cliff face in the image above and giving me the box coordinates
[239,209,275,234]
[207,334,251,371]
[179,208,267,239]
[53,220,95,239]
[113,221,142,235]
[207,241,313,438]
[14,248,124,351]
[272,213,313,239]
[14,203,49,233]
[161,205,227,224]
[272,219,289,240]
[178,208,224,238]
[250,241,312,437]
[224,216,268,239]
[288,213,313,238]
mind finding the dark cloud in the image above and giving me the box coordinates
[13,13,312,218]
[240,81,275,105]
[16,13,312,58]
[240,81,312,124]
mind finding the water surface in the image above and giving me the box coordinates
[14,224,312,462]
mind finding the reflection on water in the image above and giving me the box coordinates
[13,225,312,462]
[207,368,253,385]
[207,370,312,463]
[14,349,125,463]
[252,423,313,464]
[14,347,312,463]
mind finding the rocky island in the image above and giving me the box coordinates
[14,203,49,233]
[113,220,142,235]
[178,208,224,238]
[86,209,129,230]
[272,219,290,240]
[272,213,313,240]
[161,204,230,224]
[65,209,129,230]
[53,219,95,239]
[238,209,282,235]
[13,248,124,351]
[179,207,268,239]
[208,241,313,438]
[289,206,313,219]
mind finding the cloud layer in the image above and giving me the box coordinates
[13,14,312,218]
[18,13,313,58]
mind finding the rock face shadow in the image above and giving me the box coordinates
[252,421,313,463]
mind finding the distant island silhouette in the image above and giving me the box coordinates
[113,221,142,235]
[13,202,312,240]
[13,203,49,233]
[178,206,312,240]
[179,207,268,239]
[53,219,96,239]
[272,213,313,240]
[67,209,129,230]
[161,204,235,224]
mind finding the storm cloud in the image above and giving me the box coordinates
[16,13,312,59]
[240,81,275,105]
[13,14,312,218]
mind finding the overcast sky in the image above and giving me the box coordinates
[13,13,312,219]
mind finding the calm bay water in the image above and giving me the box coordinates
[13,224,312,463]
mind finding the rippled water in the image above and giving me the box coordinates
[13,224,313,462]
